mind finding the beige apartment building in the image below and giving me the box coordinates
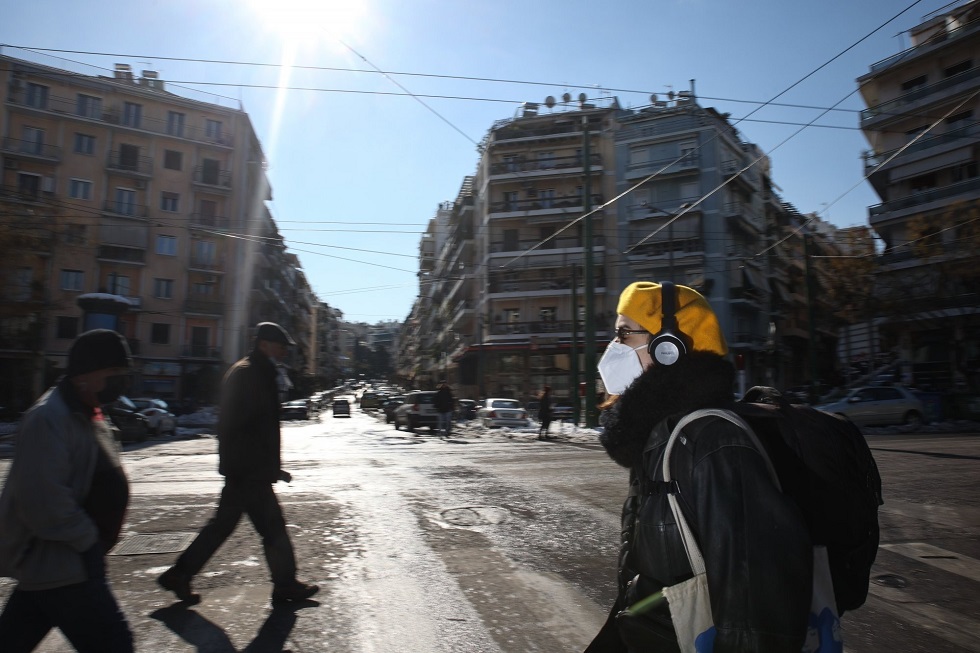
[0,55,313,410]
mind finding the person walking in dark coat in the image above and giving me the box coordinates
[157,323,319,606]
[433,381,455,437]
[537,386,553,440]
[0,329,135,652]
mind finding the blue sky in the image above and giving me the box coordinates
[1,0,956,323]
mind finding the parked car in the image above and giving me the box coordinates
[477,398,531,429]
[456,399,478,421]
[381,396,405,423]
[106,396,150,443]
[130,397,177,436]
[332,398,351,417]
[360,391,383,409]
[815,385,924,427]
[552,402,575,421]
[393,391,439,432]
[281,399,317,420]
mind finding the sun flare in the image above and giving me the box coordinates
[248,0,365,44]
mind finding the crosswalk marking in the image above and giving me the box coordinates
[880,542,980,583]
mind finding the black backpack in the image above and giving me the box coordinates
[732,386,883,615]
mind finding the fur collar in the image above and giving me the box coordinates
[599,352,735,468]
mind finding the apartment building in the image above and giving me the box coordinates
[858,0,980,390]
[0,55,312,409]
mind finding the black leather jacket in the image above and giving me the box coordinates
[217,349,282,483]
[598,352,812,652]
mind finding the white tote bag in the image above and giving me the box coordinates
[659,409,843,653]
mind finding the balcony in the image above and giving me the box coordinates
[723,201,764,233]
[490,153,602,178]
[491,119,582,143]
[190,213,232,230]
[0,183,54,205]
[192,166,232,191]
[1,137,61,163]
[97,245,146,263]
[488,275,606,294]
[181,344,222,359]
[869,177,980,224]
[625,153,698,180]
[867,17,980,74]
[185,298,225,315]
[99,219,148,250]
[106,151,153,177]
[487,319,614,338]
[189,255,226,272]
[862,122,980,173]
[860,66,980,127]
[488,194,603,215]
[103,200,149,219]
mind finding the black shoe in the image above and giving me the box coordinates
[272,580,320,605]
[158,567,200,603]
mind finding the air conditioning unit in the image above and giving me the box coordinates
[3,159,18,170]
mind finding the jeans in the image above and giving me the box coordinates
[437,411,454,436]
[0,577,133,653]
[175,478,297,586]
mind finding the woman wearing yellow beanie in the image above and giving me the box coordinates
[586,282,812,652]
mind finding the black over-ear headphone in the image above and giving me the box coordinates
[647,281,690,365]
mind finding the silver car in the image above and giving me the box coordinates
[816,386,924,427]
[477,398,531,429]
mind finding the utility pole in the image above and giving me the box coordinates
[582,114,598,428]
[570,264,579,425]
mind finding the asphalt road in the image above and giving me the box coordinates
[0,409,978,652]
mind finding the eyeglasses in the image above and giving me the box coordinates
[615,326,651,342]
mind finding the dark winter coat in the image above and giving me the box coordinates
[595,352,812,652]
[433,386,454,413]
[218,349,282,483]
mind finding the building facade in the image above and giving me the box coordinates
[0,55,314,409]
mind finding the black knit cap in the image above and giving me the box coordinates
[255,322,295,346]
[66,329,133,378]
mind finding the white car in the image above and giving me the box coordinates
[477,398,531,429]
[130,398,177,436]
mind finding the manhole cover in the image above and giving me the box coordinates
[109,532,196,556]
[440,506,510,526]
[872,573,908,589]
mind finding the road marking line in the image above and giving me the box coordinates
[866,580,980,652]
[880,542,980,583]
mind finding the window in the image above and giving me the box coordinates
[119,143,139,170]
[114,188,137,215]
[198,199,217,224]
[163,149,183,171]
[946,110,973,131]
[901,75,927,91]
[160,192,179,212]
[503,228,519,250]
[192,282,213,296]
[539,307,556,321]
[8,267,32,301]
[679,141,697,165]
[150,323,171,345]
[57,316,79,340]
[122,102,142,128]
[205,119,222,141]
[952,162,978,183]
[502,191,518,210]
[76,94,102,119]
[194,240,216,264]
[201,158,220,185]
[905,125,928,142]
[537,151,555,169]
[18,173,40,198]
[74,133,95,155]
[944,59,972,78]
[156,235,177,256]
[540,188,555,209]
[64,224,86,244]
[106,273,130,296]
[21,126,44,154]
[60,269,84,291]
[167,111,185,137]
[26,83,48,109]
[502,155,520,172]
[69,179,93,200]
[153,278,174,299]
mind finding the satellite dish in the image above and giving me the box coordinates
[562,92,572,103]
[544,95,556,108]
[650,93,658,103]
[578,93,587,104]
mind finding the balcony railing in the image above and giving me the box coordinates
[181,344,222,358]
[185,298,225,315]
[192,166,232,189]
[488,276,606,293]
[869,177,980,217]
[489,194,603,213]
[106,151,153,176]
[627,153,698,176]
[189,213,231,229]
[489,235,606,254]
[861,66,980,124]
[0,184,52,203]
[0,137,61,161]
[487,318,614,337]
[97,245,146,263]
[863,122,980,170]
[103,200,149,218]
[490,153,601,175]
[868,17,980,73]
[189,256,226,271]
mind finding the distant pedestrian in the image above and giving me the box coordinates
[157,322,319,606]
[537,386,553,440]
[0,329,135,652]
[433,381,455,437]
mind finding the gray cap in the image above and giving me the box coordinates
[255,322,295,346]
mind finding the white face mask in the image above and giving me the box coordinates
[598,341,648,395]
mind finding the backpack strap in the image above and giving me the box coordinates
[662,408,783,575]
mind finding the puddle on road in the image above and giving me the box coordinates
[434,506,512,529]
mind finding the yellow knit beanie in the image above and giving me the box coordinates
[617,282,728,357]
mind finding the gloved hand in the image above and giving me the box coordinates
[278,469,292,483]
[81,543,106,580]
